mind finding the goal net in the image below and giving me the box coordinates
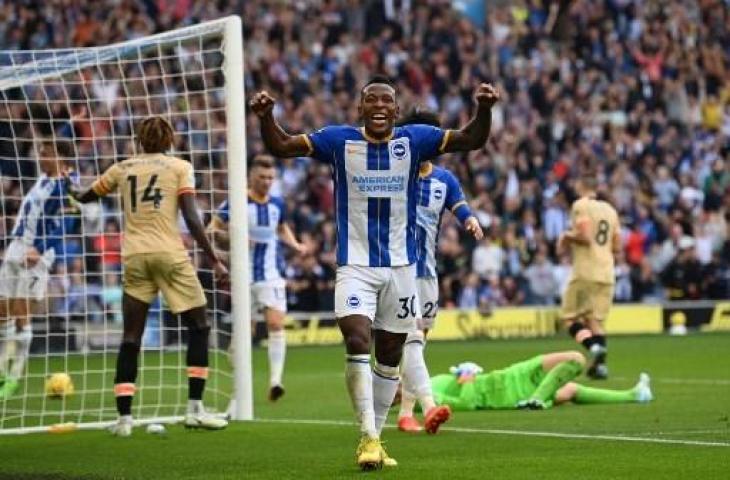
[0,16,251,434]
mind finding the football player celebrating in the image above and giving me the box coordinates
[250,76,499,470]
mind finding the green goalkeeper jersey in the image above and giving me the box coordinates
[431,355,551,411]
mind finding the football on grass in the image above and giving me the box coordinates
[45,373,74,398]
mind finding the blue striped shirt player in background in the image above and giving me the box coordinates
[250,75,499,470]
[393,108,484,435]
[0,139,79,399]
[208,155,307,404]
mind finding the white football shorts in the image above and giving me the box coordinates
[416,276,439,330]
[0,241,53,301]
[251,278,287,320]
[334,264,419,334]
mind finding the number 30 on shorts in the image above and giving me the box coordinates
[397,295,417,319]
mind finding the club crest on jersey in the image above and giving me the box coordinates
[389,139,409,161]
[434,189,443,200]
[346,295,361,308]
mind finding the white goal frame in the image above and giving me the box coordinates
[0,15,252,433]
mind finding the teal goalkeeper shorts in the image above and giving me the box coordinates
[484,355,553,409]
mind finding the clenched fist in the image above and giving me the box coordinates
[249,90,276,117]
[474,83,500,108]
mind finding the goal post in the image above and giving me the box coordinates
[0,16,252,434]
[223,15,253,422]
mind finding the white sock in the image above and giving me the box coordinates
[345,354,377,438]
[398,388,417,418]
[267,329,286,387]
[373,362,400,436]
[9,324,32,379]
[187,399,203,415]
[401,330,436,413]
[119,414,133,424]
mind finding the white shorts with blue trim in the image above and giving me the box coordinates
[251,278,287,319]
[334,264,419,334]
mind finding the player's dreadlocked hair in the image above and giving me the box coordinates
[137,116,174,153]
[396,106,441,128]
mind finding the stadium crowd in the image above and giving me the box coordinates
[1,0,729,320]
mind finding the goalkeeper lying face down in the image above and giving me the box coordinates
[428,351,653,412]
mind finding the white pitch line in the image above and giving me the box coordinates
[254,418,730,448]
[613,377,730,386]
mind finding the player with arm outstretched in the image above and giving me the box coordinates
[557,171,621,379]
[67,116,229,436]
[0,139,78,399]
[393,108,484,434]
[431,351,653,412]
[208,155,307,403]
[250,75,499,470]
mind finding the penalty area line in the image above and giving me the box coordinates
[254,418,730,448]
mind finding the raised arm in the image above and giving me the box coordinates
[250,91,311,158]
[180,193,228,281]
[442,83,500,153]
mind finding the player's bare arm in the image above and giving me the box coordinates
[207,214,230,250]
[442,83,500,153]
[250,91,310,158]
[179,193,228,282]
[277,223,308,255]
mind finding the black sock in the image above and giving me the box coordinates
[189,378,205,401]
[114,341,140,416]
[568,322,597,350]
[116,396,132,417]
[187,327,209,400]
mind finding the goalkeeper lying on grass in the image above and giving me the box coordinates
[419,351,653,414]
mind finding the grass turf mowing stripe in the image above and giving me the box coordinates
[254,418,730,448]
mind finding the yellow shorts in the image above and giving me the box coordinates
[123,252,207,314]
[560,279,614,321]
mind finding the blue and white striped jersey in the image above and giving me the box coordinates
[304,125,448,267]
[10,173,77,261]
[415,165,469,278]
[216,197,286,283]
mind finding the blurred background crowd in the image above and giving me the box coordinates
[1,0,729,321]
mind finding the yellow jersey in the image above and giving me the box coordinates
[568,197,620,284]
[92,153,195,257]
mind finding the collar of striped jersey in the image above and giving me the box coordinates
[419,161,433,179]
[248,191,269,204]
[359,127,394,143]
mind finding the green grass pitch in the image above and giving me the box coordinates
[1,333,729,479]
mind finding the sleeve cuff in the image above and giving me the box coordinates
[92,179,109,196]
[438,129,453,153]
[452,203,472,224]
[301,134,314,156]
